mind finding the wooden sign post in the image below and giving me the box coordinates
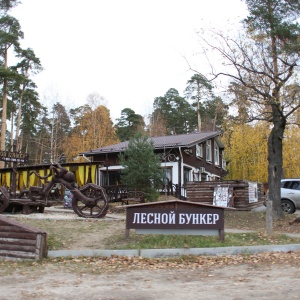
[124,200,228,242]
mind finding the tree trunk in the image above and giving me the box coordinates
[0,49,8,168]
[267,117,285,220]
[0,49,8,154]
[18,132,23,151]
[0,80,7,168]
[197,100,201,132]
[10,111,13,150]
[16,86,25,151]
[267,1,285,220]
[197,82,201,132]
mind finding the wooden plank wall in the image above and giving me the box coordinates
[186,180,266,210]
[0,216,47,260]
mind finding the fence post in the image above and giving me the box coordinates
[266,200,273,235]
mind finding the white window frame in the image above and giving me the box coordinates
[206,140,212,162]
[214,143,219,166]
[196,144,203,158]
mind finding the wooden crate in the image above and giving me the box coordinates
[0,216,47,260]
[186,180,266,210]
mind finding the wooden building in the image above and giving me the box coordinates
[80,131,228,199]
[186,180,265,210]
[0,132,226,197]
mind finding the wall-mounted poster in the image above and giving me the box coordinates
[248,182,258,203]
[213,185,233,207]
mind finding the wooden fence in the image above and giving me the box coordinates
[186,180,266,210]
[0,215,47,260]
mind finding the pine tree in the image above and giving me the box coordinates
[119,133,163,201]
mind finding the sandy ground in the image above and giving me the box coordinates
[2,208,128,250]
[1,263,300,300]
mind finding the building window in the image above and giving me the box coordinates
[183,167,191,185]
[222,152,226,170]
[206,140,212,162]
[193,170,200,181]
[161,167,172,186]
[214,143,219,165]
[100,170,121,186]
[196,144,203,158]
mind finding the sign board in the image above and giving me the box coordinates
[248,182,258,203]
[213,185,234,207]
[0,151,29,163]
[124,200,225,241]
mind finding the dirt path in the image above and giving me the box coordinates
[2,207,300,299]
[1,263,299,300]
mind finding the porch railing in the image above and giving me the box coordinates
[104,183,186,202]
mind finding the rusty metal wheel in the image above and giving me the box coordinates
[72,184,109,218]
[0,187,9,213]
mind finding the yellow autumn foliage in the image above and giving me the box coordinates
[282,125,300,178]
[222,122,300,182]
[63,105,119,161]
[222,122,269,182]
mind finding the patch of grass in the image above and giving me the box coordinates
[15,218,110,250]
[224,210,297,233]
[46,234,63,250]
[6,210,300,251]
[105,231,300,250]
[0,259,43,276]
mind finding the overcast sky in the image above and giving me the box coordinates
[11,0,248,122]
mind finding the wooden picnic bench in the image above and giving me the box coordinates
[121,190,145,205]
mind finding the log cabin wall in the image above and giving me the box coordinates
[0,216,47,260]
[186,180,266,210]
